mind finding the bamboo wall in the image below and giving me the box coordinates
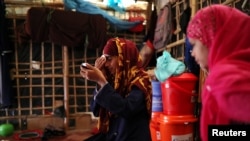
[1,0,245,131]
[2,0,150,130]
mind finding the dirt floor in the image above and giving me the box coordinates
[0,116,98,141]
[0,114,99,141]
[44,129,94,141]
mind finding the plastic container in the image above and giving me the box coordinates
[0,123,14,137]
[158,114,197,141]
[151,80,163,112]
[161,73,198,115]
[150,112,161,141]
[166,73,198,92]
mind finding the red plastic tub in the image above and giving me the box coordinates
[150,112,161,141]
[158,114,197,141]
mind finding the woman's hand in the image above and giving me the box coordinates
[147,69,157,80]
[95,55,106,69]
[80,63,108,87]
[95,55,108,80]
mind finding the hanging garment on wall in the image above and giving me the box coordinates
[17,7,108,49]
[180,6,191,34]
[144,6,158,45]
[153,3,173,50]
[0,0,13,108]
[63,0,140,31]
[155,0,177,14]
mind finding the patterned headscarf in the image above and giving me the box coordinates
[98,37,152,133]
[187,4,250,68]
[187,5,250,141]
[187,5,216,49]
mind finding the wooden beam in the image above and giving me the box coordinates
[156,38,185,53]
[63,45,69,130]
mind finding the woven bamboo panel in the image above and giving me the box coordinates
[2,0,244,133]
[2,0,150,130]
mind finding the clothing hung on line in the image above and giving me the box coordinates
[0,0,13,108]
[17,7,108,49]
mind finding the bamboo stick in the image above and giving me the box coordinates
[63,45,69,130]
[4,0,63,7]
[190,0,198,18]
[222,0,237,5]
[156,38,185,53]
[0,115,54,120]
[29,41,33,115]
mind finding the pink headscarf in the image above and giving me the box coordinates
[187,5,250,141]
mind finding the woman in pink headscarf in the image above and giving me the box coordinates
[187,4,250,141]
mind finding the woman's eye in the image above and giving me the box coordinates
[106,57,112,61]
[104,56,111,61]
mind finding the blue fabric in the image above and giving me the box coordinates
[155,50,186,82]
[63,0,140,31]
[106,0,125,12]
[184,37,200,76]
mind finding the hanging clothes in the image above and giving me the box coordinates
[180,6,191,34]
[18,7,108,49]
[0,0,13,108]
[153,3,173,50]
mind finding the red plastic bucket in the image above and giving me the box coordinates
[161,73,198,115]
[158,114,197,141]
[150,112,161,141]
[167,72,198,93]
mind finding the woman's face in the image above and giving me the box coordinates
[104,55,118,75]
[189,38,209,71]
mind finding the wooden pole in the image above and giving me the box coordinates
[190,0,198,18]
[156,38,185,53]
[63,45,69,130]
[223,0,237,5]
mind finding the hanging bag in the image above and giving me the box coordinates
[153,3,173,49]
